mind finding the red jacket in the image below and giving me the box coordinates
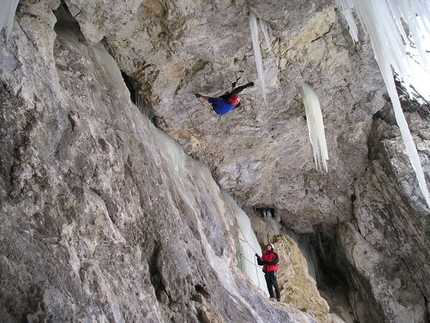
[258,251,279,273]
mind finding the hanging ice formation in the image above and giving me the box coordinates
[249,11,268,104]
[301,83,329,172]
[336,0,430,208]
[259,19,272,53]
[0,0,19,41]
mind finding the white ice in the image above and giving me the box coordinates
[259,19,272,52]
[222,192,267,296]
[301,83,329,172]
[336,0,359,42]
[249,11,267,104]
[151,127,266,320]
[336,0,430,207]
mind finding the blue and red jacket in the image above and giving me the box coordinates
[257,251,279,273]
[208,97,236,115]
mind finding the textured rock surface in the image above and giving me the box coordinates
[276,235,332,323]
[0,2,318,322]
[1,0,430,322]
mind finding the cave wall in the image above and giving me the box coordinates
[1,0,430,322]
[0,1,318,321]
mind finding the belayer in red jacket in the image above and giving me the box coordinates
[256,243,280,301]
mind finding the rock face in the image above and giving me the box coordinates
[276,235,332,323]
[1,0,430,322]
[0,1,319,322]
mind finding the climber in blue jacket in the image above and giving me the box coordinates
[195,81,254,115]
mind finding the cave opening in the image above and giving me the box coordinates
[53,1,81,35]
[250,207,354,321]
[121,71,155,122]
[310,228,354,321]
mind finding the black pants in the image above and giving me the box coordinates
[265,271,280,299]
[220,83,252,102]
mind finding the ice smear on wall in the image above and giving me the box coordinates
[89,42,130,100]
[301,83,329,172]
[336,0,430,208]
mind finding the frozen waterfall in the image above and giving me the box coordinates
[62,29,270,306]
[336,0,430,207]
[301,83,329,172]
[151,127,267,318]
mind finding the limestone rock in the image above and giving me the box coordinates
[0,1,320,321]
[275,235,332,323]
[2,0,430,322]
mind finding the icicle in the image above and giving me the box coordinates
[384,71,430,208]
[336,0,359,42]
[249,11,267,104]
[0,0,19,41]
[301,83,329,172]
[259,19,272,52]
[336,0,430,207]
[317,231,326,262]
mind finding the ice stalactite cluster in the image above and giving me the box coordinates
[336,0,430,207]
[250,11,329,173]
[301,83,329,172]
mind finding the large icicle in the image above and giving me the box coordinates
[336,0,430,208]
[249,11,267,104]
[301,83,329,172]
[0,0,19,41]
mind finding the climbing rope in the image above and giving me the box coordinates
[179,99,200,130]
[237,225,262,287]
[212,70,245,97]
[238,225,259,255]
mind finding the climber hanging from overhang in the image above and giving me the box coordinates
[194,71,254,115]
